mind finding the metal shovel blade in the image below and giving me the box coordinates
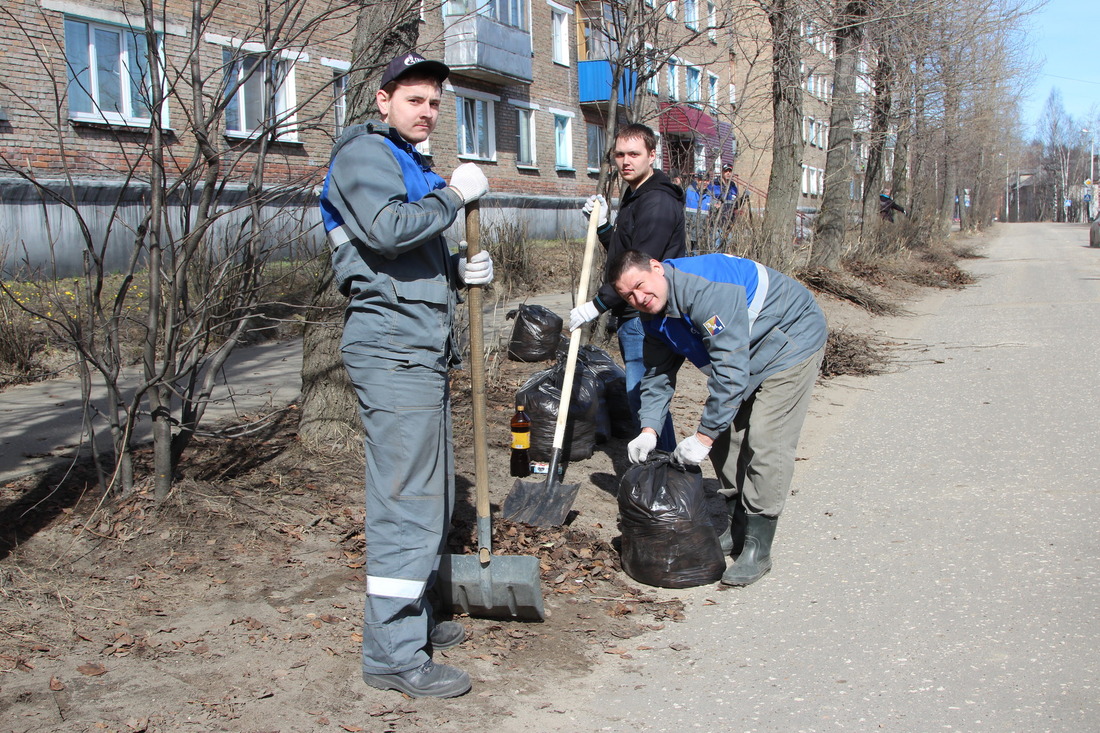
[502,450,581,527]
[438,552,545,621]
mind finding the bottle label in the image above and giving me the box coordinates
[529,461,562,476]
[511,432,530,450]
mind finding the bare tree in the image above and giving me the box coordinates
[0,0,356,497]
[810,0,868,269]
[759,0,805,252]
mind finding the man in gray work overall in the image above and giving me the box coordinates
[611,250,827,587]
[319,53,492,698]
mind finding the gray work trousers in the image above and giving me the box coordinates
[342,351,454,675]
[709,345,825,517]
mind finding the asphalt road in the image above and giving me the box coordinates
[515,222,1100,732]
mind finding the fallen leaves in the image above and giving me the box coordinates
[76,662,107,676]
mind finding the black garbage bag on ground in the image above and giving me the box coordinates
[578,345,635,438]
[617,453,725,588]
[507,304,563,362]
[516,360,601,462]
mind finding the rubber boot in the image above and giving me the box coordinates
[721,514,777,586]
[718,500,747,556]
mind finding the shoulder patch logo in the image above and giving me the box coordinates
[703,314,724,336]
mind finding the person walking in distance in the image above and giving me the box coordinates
[610,250,827,587]
[319,52,492,698]
[568,123,685,449]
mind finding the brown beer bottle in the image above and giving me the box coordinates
[510,405,531,477]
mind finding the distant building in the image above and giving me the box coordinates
[0,0,857,274]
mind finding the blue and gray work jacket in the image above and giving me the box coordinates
[639,254,828,439]
[319,120,465,372]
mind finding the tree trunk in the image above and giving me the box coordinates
[859,47,893,246]
[938,87,959,237]
[761,0,804,262]
[345,0,421,126]
[298,275,362,451]
[810,0,866,270]
[890,93,912,213]
[298,0,421,452]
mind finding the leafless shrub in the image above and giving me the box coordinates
[798,267,905,315]
[822,328,890,378]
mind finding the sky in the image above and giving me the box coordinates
[1019,0,1100,138]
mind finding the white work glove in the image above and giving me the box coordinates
[449,162,489,204]
[627,431,658,464]
[581,194,609,228]
[459,247,494,286]
[569,300,600,332]
[672,434,711,466]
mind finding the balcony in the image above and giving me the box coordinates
[443,14,532,85]
[577,60,637,106]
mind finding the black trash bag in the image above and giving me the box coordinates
[702,481,731,536]
[506,304,563,362]
[617,453,725,588]
[578,345,635,438]
[515,360,600,462]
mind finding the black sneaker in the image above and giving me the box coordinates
[429,621,466,650]
[363,659,471,698]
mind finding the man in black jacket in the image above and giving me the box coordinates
[569,123,685,449]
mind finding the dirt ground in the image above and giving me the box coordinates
[0,246,977,732]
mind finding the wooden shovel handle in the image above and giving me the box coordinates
[551,199,602,450]
[465,202,492,562]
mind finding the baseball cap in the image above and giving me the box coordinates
[378,52,449,90]
[722,164,733,172]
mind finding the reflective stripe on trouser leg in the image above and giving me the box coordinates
[710,345,824,517]
[341,354,453,675]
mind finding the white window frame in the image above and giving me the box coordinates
[667,58,680,101]
[550,107,574,170]
[512,100,540,167]
[450,0,528,29]
[708,72,719,112]
[707,0,717,41]
[321,58,350,137]
[666,0,677,19]
[332,73,346,136]
[64,16,167,127]
[586,121,606,172]
[207,36,305,141]
[729,81,737,106]
[644,44,659,94]
[684,0,698,29]
[453,86,499,161]
[221,50,299,141]
[549,2,571,66]
[686,65,702,106]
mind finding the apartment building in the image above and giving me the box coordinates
[0,0,826,274]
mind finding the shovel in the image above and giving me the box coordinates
[501,199,602,527]
[437,201,545,621]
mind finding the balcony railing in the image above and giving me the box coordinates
[577,60,636,106]
[443,14,532,85]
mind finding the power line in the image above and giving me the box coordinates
[1042,73,1100,87]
